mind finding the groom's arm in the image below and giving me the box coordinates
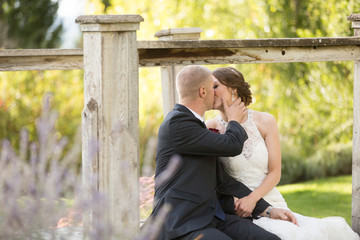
[169,112,248,157]
[217,162,270,217]
[218,163,298,224]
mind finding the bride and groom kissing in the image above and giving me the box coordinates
[147,65,359,240]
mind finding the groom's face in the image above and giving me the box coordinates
[204,75,215,111]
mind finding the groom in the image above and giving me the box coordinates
[151,65,296,240]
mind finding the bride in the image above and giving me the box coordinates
[206,67,360,240]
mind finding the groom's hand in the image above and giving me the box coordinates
[234,196,256,218]
[222,97,247,124]
[262,207,299,226]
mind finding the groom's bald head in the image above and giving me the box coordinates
[176,65,213,100]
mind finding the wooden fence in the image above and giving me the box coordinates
[0,13,359,238]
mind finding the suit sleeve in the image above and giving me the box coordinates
[217,161,270,217]
[169,112,248,157]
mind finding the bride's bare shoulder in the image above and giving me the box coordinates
[252,110,278,135]
[253,110,277,124]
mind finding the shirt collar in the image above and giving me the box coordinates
[185,107,204,122]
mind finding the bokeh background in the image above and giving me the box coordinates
[1,0,360,184]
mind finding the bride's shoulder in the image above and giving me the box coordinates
[252,110,278,129]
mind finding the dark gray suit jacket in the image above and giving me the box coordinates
[151,104,270,239]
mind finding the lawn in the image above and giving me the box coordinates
[278,175,353,225]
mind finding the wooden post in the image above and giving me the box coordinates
[348,13,360,234]
[76,15,144,238]
[155,28,202,116]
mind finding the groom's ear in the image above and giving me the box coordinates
[199,85,206,98]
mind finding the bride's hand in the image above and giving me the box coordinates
[234,195,257,218]
[266,207,299,226]
[222,97,247,124]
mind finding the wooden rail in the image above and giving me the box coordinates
[1,37,360,71]
[138,39,360,66]
[0,49,83,71]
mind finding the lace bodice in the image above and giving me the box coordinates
[217,109,288,209]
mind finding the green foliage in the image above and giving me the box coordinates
[280,143,352,184]
[138,68,164,173]
[0,0,76,164]
[255,0,358,158]
[278,175,353,224]
[304,143,352,180]
[0,70,84,161]
[279,145,305,184]
[89,0,359,178]
[0,0,63,48]
[2,0,359,179]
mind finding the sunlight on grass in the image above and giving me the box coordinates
[278,175,352,224]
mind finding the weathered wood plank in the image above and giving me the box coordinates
[79,15,142,239]
[160,66,180,115]
[1,37,360,71]
[0,48,82,56]
[81,99,99,236]
[2,45,359,71]
[154,27,202,40]
[76,14,144,24]
[353,60,360,234]
[137,38,360,66]
[138,37,360,48]
[138,45,360,66]
[349,14,360,234]
[0,49,83,71]
[156,28,202,117]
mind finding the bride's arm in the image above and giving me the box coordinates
[234,112,281,216]
[251,112,281,200]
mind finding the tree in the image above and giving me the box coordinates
[0,0,63,48]
[0,0,83,165]
[91,0,359,180]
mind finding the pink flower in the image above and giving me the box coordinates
[139,175,155,209]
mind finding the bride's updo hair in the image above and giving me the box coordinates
[212,67,252,106]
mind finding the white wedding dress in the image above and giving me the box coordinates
[217,109,360,240]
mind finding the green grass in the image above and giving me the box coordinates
[278,175,353,225]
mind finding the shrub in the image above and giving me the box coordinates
[304,142,352,180]
[280,149,306,185]
[280,142,352,185]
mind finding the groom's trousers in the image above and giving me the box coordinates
[175,214,280,240]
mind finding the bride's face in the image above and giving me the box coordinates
[213,77,233,110]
